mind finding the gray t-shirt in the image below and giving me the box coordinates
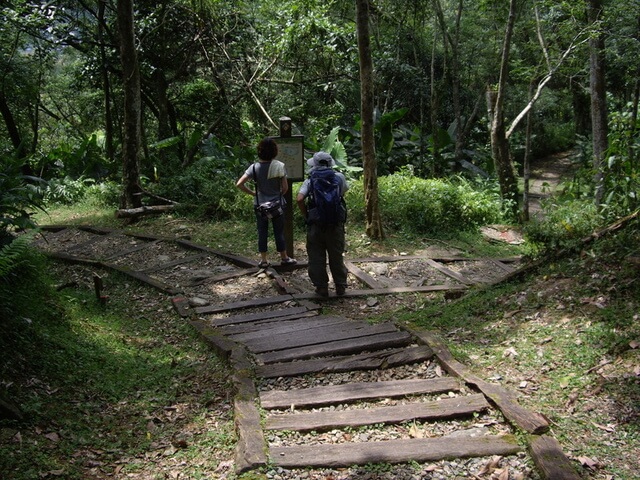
[245,160,287,204]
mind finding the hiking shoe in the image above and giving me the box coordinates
[258,260,271,269]
[281,257,297,266]
[315,286,329,297]
[336,285,346,296]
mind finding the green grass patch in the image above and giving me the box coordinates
[0,260,234,479]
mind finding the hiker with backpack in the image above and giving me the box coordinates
[236,137,297,269]
[296,151,349,297]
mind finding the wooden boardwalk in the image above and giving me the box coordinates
[31,225,581,479]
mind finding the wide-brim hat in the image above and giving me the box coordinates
[307,151,335,168]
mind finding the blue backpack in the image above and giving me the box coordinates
[308,168,346,225]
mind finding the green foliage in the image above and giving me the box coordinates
[0,156,46,243]
[41,176,94,205]
[154,138,252,220]
[346,168,505,234]
[0,234,47,322]
[83,181,121,208]
[0,261,234,479]
[523,199,603,252]
[599,107,640,218]
[563,104,640,221]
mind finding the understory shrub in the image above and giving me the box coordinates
[346,169,505,234]
[153,146,252,220]
[0,234,49,323]
[523,198,603,252]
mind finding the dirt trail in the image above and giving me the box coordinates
[527,150,579,217]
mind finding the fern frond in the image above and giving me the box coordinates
[0,234,35,279]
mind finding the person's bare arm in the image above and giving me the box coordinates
[296,193,307,217]
[236,174,255,197]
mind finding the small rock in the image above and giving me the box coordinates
[188,297,209,307]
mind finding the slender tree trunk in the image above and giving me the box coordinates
[0,92,22,155]
[523,80,535,222]
[588,0,608,205]
[488,0,519,219]
[430,17,442,177]
[117,0,143,209]
[356,0,384,239]
[99,0,115,164]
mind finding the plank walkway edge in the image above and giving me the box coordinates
[528,434,581,480]
[229,347,268,473]
[409,328,550,435]
[270,434,522,468]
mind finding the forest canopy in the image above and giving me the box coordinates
[0,0,638,226]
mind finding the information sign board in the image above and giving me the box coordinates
[274,135,305,181]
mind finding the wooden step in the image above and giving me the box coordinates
[260,377,462,409]
[255,345,433,378]
[270,434,522,468]
[225,315,349,342]
[244,321,400,354]
[266,393,488,431]
[255,330,413,364]
[211,306,315,327]
[217,311,319,335]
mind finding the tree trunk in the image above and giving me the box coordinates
[488,0,519,219]
[117,0,143,209]
[588,0,608,205]
[0,92,23,156]
[99,0,115,165]
[356,0,384,240]
[522,80,535,221]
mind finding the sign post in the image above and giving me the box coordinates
[274,117,304,259]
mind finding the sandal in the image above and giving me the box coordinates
[280,257,297,266]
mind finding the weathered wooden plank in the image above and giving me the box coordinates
[189,319,239,359]
[291,284,468,300]
[266,393,489,431]
[424,259,475,285]
[211,306,315,327]
[260,377,461,409]
[230,347,268,473]
[411,330,549,434]
[226,316,350,342]
[267,268,301,294]
[270,434,522,468]
[344,260,386,289]
[102,239,163,261]
[351,255,521,263]
[187,268,260,287]
[217,311,319,335]
[44,251,104,267]
[488,259,516,274]
[139,252,208,273]
[529,435,581,480]
[256,330,413,365]
[194,295,295,315]
[171,296,191,318]
[244,322,400,354]
[255,345,433,378]
[104,262,182,295]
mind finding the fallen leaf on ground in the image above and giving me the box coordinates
[475,455,501,476]
[503,347,518,358]
[592,422,616,432]
[44,432,60,442]
[577,456,601,469]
